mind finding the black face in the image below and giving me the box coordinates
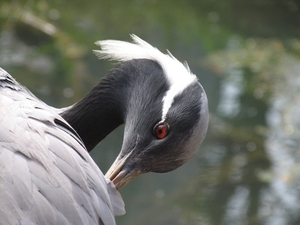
[119,59,208,174]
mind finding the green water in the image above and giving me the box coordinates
[1,1,300,224]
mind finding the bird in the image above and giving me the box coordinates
[0,68,124,224]
[0,34,209,224]
[60,34,209,189]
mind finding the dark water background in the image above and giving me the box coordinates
[1,1,300,224]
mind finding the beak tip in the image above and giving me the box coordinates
[105,169,142,190]
[105,150,138,189]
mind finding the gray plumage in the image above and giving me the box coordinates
[0,68,125,225]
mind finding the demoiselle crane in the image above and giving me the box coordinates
[0,35,208,224]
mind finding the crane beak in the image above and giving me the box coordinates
[105,150,142,189]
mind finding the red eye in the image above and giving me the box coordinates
[154,122,168,139]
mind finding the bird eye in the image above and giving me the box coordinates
[153,122,169,139]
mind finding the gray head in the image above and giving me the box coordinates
[94,35,209,189]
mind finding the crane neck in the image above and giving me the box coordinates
[61,59,166,152]
[61,66,129,151]
[61,59,165,152]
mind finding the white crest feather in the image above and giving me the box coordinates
[94,34,198,120]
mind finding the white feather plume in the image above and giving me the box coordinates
[94,34,198,120]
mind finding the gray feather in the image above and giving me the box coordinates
[0,68,125,225]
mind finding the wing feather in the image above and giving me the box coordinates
[0,68,125,225]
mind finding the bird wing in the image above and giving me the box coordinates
[0,68,125,225]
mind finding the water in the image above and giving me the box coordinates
[1,1,300,224]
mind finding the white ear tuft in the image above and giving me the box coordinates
[94,34,198,119]
[94,34,163,62]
